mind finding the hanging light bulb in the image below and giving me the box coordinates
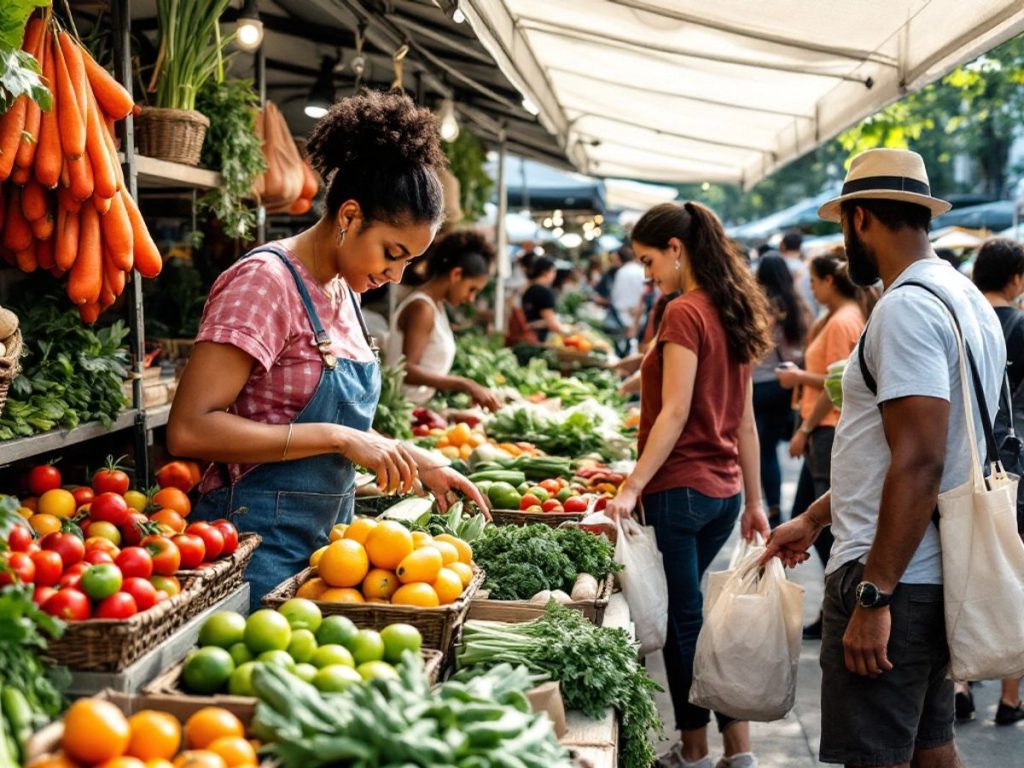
[305,57,336,119]
[521,97,539,116]
[235,0,263,52]
[453,7,466,23]
[438,98,460,142]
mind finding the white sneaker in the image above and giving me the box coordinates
[656,743,713,768]
[714,753,758,768]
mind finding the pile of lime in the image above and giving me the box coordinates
[182,598,424,696]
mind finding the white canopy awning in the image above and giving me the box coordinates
[459,1,1024,187]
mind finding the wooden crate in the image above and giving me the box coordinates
[468,575,614,626]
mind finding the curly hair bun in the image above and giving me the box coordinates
[307,90,446,181]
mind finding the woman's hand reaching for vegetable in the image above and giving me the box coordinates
[418,464,491,517]
[341,429,418,494]
[604,486,639,522]
[464,380,502,412]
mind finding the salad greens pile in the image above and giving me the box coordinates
[486,401,632,461]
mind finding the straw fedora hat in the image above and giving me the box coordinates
[818,148,951,223]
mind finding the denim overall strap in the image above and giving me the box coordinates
[192,245,381,608]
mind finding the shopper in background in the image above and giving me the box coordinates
[610,246,647,355]
[753,252,810,528]
[780,231,817,316]
[168,91,486,607]
[606,201,772,768]
[521,256,569,342]
[776,248,870,638]
[385,229,502,411]
[970,237,1024,725]
[595,248,624,307]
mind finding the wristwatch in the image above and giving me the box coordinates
[855,581,893,609]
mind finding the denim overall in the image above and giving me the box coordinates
[193,246,381,609]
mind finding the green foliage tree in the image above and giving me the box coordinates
[443,130,494,222]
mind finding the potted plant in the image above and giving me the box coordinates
[137,0,232,165]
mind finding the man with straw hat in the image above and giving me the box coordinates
[763,148,1005,767]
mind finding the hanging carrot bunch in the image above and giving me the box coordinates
[0,11,163,324]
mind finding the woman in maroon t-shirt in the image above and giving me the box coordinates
[606,202,773,768]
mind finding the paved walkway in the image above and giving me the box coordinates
[646,453,1024,767]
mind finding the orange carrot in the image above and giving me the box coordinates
[104,249,127,297]
[122,189,161,277]
[67,155,93,201]
[36,234,55,269]
[3,189,33,252]
[21,177,47,221]
[81,48,135,120]
[55,207,79,270]
[85,87,116,200]
[35,34,62,188]
[53,32,85,160]
[31,213,54,241]
[58,185,81,213]
[15,246,37,273]
[0,183,5,230]
[101,116,125,187]
[78,302,100,324]
[11,166,30,185]
[93,195,111,215]
[57,33,88,120]
[15,19,46,170]
[68,204,101,304]
[100,191,133,270]
[0,97,28,181]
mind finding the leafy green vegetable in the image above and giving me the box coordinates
[372,361,414,440]
[458,602,662,768]
[472,523,619,600]
[486,401,633,461]
[0,0,50,113]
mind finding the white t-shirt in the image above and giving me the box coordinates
[828,258,1004,584]
[384,292,456,405]
[783,253,818,316]
[611,261,646,320]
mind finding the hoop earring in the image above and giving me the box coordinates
[337,228,347,247]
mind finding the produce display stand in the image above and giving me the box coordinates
[175,532,261,620]
[489,508,586,527]
[468,574,614,625]
[61,583,249,698]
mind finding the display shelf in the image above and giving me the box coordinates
[145,403,172,429]
[120,154,221,190]
[0,409,140,465]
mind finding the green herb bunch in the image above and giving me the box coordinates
[0,1,50,114]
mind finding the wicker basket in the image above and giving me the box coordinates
[490,508,585,527]
[176,533,261,619]
[45,580,202,672]
[0,330,23,419]
[262,567,484,654]
[135,107,210,166]
[468,574,614,626]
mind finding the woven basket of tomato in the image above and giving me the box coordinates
[175,532,262,618]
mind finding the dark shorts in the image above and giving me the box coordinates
[819,561,954,766]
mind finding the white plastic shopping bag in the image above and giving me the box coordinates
[689,546,804,721]
[614,516,668,655]
[705,533,763,613]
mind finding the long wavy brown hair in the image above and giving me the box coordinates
[632,202,773,364]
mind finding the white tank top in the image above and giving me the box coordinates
[385,291,457,404]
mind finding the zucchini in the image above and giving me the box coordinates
[380,497,435,525]
[467,471,526,485]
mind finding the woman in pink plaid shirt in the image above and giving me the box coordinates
[167,92,486,605]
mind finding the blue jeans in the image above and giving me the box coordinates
[753,380,792,511]
[643,487,742,732]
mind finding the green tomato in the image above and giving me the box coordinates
[487,482,522,511]
[556,487,574,503]
[516,482,532,495]
[527,486,549,503]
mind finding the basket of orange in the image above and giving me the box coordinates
[262,517,483,654]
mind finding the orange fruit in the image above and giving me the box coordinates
[144,762,176,768]
[127,710,181,761]
[172,752,226,768]
[17,506,33,519]
[431,541,459,567]
[396,547,443,584]
[29,513,62,536]
[25,757,77,768]
[183,708,244,750]
[38,489,77,519]
[391,582,440,607]
[434,534,473,565]
[320,587,365,603]
[459,444,473,460]
[296,576,328,600]
[411,532,434,548]
[362,568,400,600]
[364,521,414,570]
[448,561,474,588]
[318,540,369,587]
[469,432,487,447]
[309,545,328,568]
[62,699,131,765]
[448,423,472,447]
[153,487,191,517]
[342,517,378,545]
[328,523,349,542]
[97,759,147,768]
[433,568,464,604]
[207,736,257,767]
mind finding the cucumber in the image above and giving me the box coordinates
[380,497,434,525]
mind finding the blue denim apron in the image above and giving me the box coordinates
[192,245,381,609]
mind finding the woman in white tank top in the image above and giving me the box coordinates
[385,231,502,410]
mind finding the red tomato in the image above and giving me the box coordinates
[172,534,206,569]
[142,535,181,576]
[519,494,541,511]
[95,592,138,620]
[58,562,90,590]
[149,574,181,598]
[85,537,120,557]
[89,493,130,527]
[185,523,223,561]
[539,479,561,496]
[7,524,34,552]
[563,496,589,513]
[84,549,115,565]
[121,577,158,611]
[31,551,63,587]
[153,589,170,604]
[0,552,36,586]
[92,467,131,496]
[212,520,239,556]
[43,589,91,621]
[541,499,563,513]
[115,547,153,579]
[71,486,95,507]
[27,465,62,496]
[41,532,85,568]
[156,461,195,493]
[149,509,186,534]
[594,497,608,512]
[33,585,58,606]
[121,512,152,547]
